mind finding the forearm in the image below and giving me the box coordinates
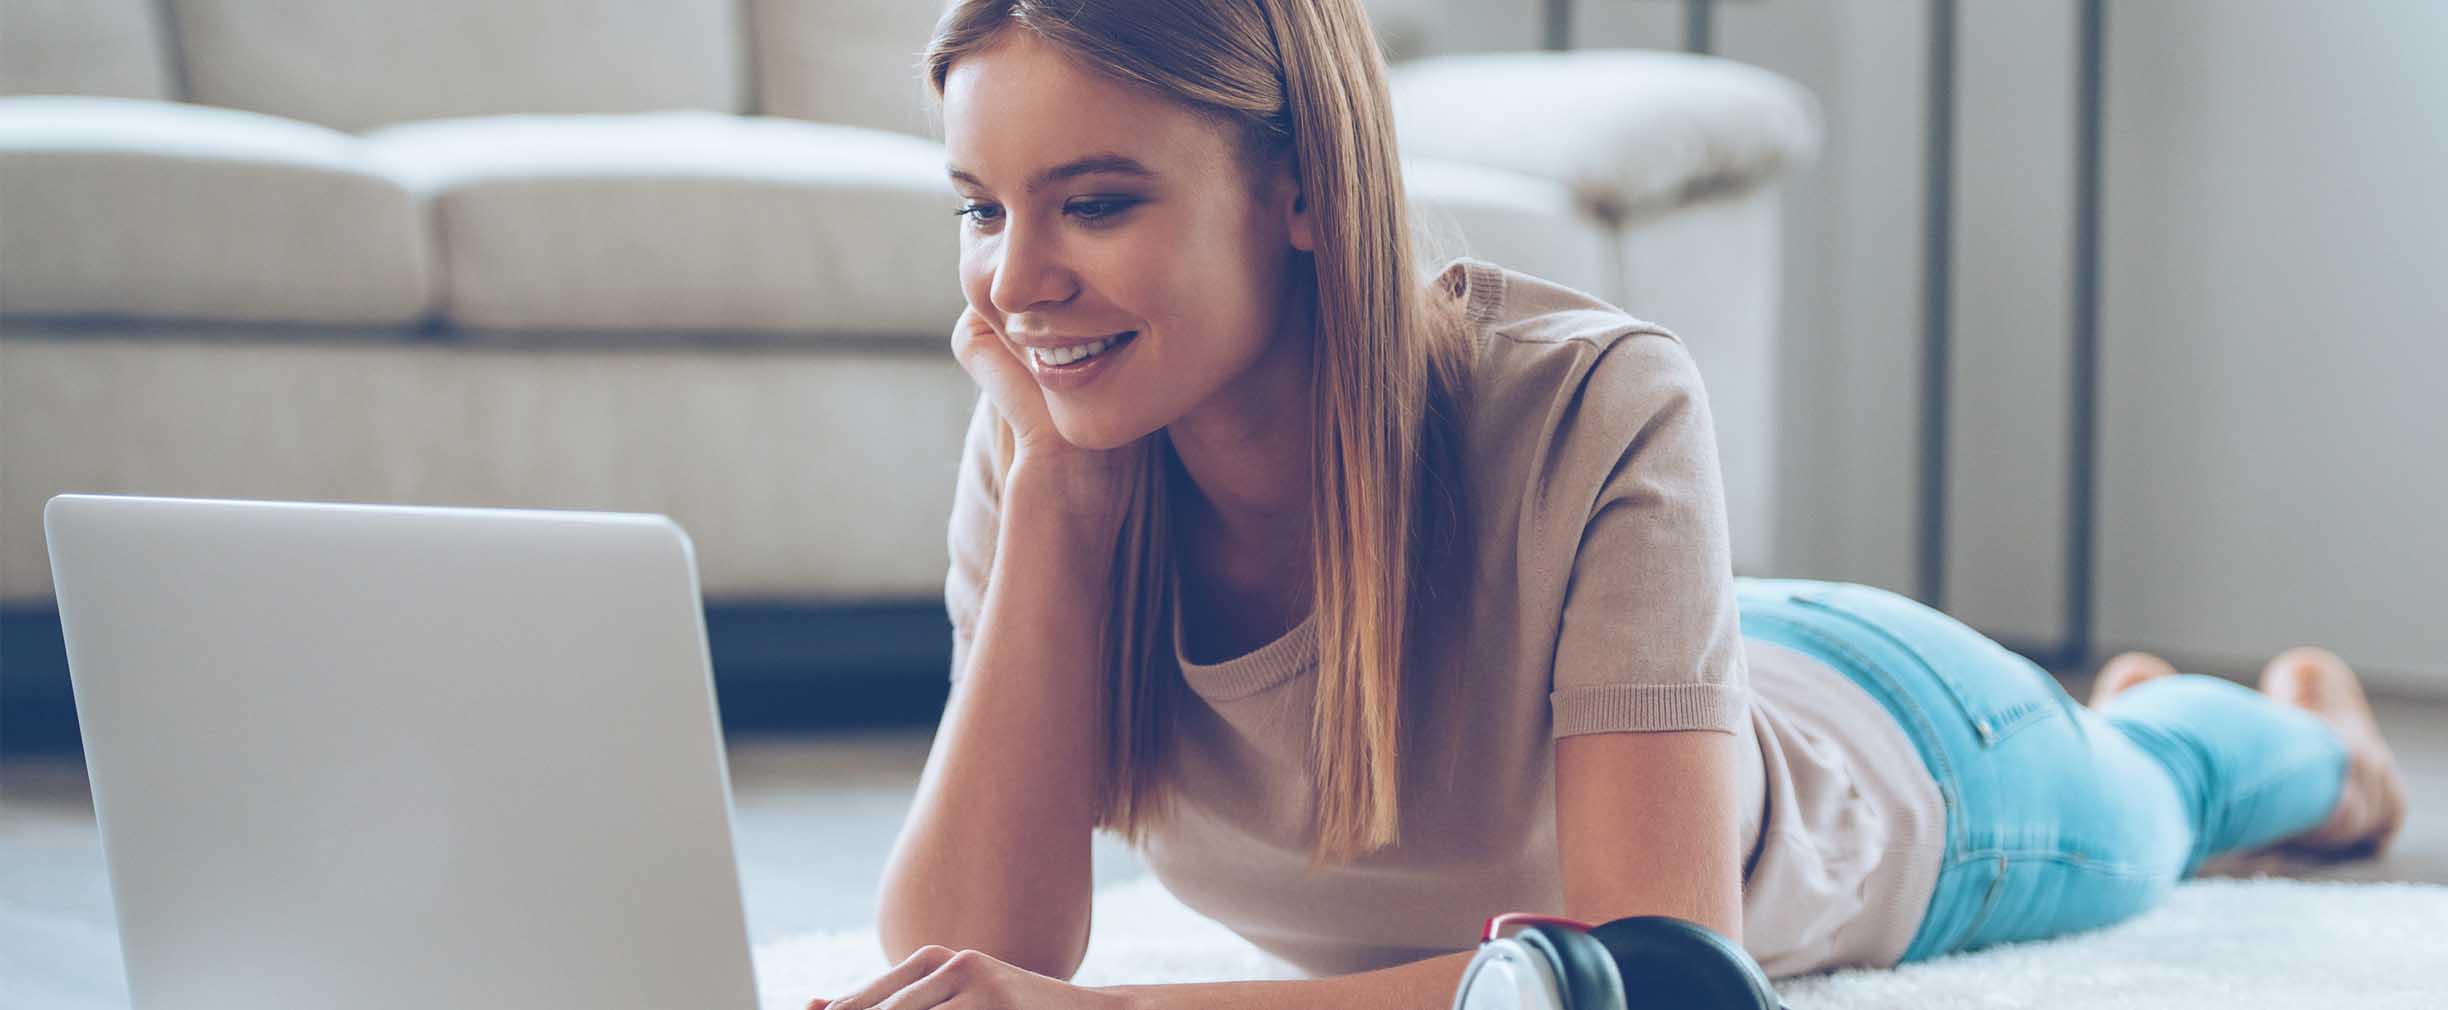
[876,466,1119,975]
[1099,949,1475,1010]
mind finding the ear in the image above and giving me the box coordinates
[1273,159,1315,253]
[1286,186,1315,252]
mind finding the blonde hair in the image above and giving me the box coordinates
[924,0,1476,873]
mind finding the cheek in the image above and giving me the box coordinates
[1166,263,1271,348]
[958,261,998,321]
[957,249,985,299]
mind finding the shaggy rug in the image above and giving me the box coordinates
[753,872,2446,1009]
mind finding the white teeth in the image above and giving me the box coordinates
[1032,332,1130,367]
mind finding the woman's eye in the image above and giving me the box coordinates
[953,200,1136,229]
[1067,198,1135,223]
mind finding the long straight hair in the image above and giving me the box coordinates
[923,0,1476,873]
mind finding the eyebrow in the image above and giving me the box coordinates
[945,153,1158,195]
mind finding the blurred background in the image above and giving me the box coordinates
[3,1,2443,1004]
[7,1,2440,750]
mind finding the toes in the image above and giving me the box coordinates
[2260,646,2349,692]
[2101,651,2177,682]
[2088,651,2178,707]
[2271,645,2346,669]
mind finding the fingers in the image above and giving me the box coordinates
[866,949,982,1010]
[949,304,989,352]
[949,305,1056,451]
[950,305,1011,369]
[823,945,959,1010]
[948,306,1010,396]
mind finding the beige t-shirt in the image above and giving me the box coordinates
[942,256,1946,980]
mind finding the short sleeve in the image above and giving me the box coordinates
[1545,331,1750,738]
[945,392,1002,684]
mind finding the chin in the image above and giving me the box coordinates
[1048,409,1154,453]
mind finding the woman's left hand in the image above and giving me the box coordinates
[805,945,1133,1010]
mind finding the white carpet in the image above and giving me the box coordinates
[753,873,2448,1009]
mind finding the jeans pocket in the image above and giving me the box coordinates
[1786,584,2062,750]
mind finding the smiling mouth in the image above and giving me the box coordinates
[1029,330,1138,368]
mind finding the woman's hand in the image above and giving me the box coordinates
[949,305,1143,526]
[950,304,1065,457]
[803,944,1132,1010]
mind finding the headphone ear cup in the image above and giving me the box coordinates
[1512,925,1627,1010]
[1585,916,1782,1010]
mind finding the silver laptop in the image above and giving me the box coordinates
[42,493,761,1009]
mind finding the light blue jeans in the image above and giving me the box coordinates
[1732,577,2350,963]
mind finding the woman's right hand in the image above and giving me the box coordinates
[949,305,1143,524]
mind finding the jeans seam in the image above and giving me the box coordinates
[1793,590,2059,748]
[1958,846,2173,880]
[2225,741,2348,807]
[1952,853,2011,952]
[2196,746,2350,866]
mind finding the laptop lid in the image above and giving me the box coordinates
[42,493,759,1010]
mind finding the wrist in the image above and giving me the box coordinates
[1004,456,1133,537]
[1088,983,1157,1010]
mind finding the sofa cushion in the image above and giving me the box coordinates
[1389,49,1822,223]
[362,112,964,338]
[168,0,747,132]
[1402,158,1615,305]
[0,96,434,324]
[0,330,983,603]
[0,0,176,101]
[750,0,949,138]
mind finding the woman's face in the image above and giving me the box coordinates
[941,29,1316,451]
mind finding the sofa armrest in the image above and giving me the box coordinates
[1387,49,1821,223]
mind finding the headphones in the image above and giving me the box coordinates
[1451,913,1790,1010]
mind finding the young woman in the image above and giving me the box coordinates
[810,2,2410,1008]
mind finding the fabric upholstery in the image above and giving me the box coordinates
[0,328,980,603]
[0,96,433,324]
[1389,49,1821,223]
[361,112,962,337]
[0,0,176,101]
[750,0,948,138]
[1402,158,1615,305]
[167,0,748,131]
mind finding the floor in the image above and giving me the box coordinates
[4,669,2442,1006]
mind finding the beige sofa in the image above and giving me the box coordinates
[0,0,1818,724]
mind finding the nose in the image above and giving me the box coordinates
[985,216,1076,317]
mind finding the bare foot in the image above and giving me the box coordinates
[2253,646,2409,861]
[2086,651,2180,709]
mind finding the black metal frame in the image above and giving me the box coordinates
[1916,0,2105,673]
[2062,0,2106,673]
[1918,0,1958,617]
[1541,0,1720,53]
